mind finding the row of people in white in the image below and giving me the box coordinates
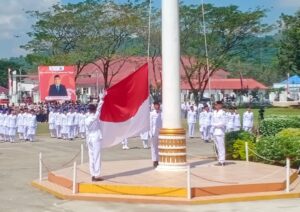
[187,106,254,139]
[48,110,87,140]
[0,109,37,142]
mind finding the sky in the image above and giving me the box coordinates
[0,0,300,59]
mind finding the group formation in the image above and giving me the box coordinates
[0,108,37,142]
[184,102,254,141]
[48,108,87,140]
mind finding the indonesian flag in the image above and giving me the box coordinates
[100,64,150,148]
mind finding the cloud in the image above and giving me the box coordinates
[0,0,60,58]
[277,0,300,7]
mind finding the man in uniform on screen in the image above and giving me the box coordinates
[48,75,68,96]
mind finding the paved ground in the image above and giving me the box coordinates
[0,134,300,212]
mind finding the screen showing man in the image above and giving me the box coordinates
[48,75,68,96]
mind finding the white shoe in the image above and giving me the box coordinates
[122,145,130,150]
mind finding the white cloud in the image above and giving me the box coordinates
[277,0,300,7]
[0,0,60,58]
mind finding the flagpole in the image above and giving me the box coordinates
[157,0,187,171]
[201,0,211,102]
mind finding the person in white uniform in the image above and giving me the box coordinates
[140,131,149,149]
[226,107,235,133]
[48,109,56,138]
[233,107,241,131]
[8,109,17,142]
[243,106,254,132]
[149,101,162,168]
[16,109,25,140]
[211,101,226,166]
[85,100,103,182]
[67,108,75,140]
[55,110,63,139]
[3,110,10,142]
[78,110,86,139]
[73,109,80,138]
[26,110,37,142]
[0,110,5,141]
[199,104,212,142]
[22,108,30,141]
[187,106,197,138]
[61,110,68,140]
[121,138,129,150]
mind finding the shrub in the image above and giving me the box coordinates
[259,117,300,136]
[276,128,300,138]
[256,136,300,168]
[225,131,255,159]
[232,139,256,160]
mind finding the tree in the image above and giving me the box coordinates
[180,4,269,104]
[22,0,147,88]
[278,10,300,76]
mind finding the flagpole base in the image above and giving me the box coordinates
[157,128,187,171]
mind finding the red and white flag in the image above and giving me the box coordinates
[100,64,150,148]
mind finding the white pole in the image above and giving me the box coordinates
[286,158,290,193]
[187,165,191,199]
[245,142,249,162]
[162,0,181,128]
[72,161,77,194]
[201,0,211,101]
[80,144,84,165]
[39,152,42,182]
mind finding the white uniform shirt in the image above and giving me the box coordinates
[233,113,241,128]
[73,112,80,125]
[150,110,162,137]
[8,114,17,128]
[48,111,55,124]
[26,114,37,128]
[211,109,226,136]
[243,111,254,128]
[55,113,63,126]
[199,110,211,127]
[3,114,9,127]
[67,112,75,126]
[187,110,197,124]
[85,102,103,140]
[17,113,24,126]
[226,112,235,129]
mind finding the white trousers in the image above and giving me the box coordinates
[213,135,225,163]
[87,140,101,177]
[201,126,211,141]
[150,136,159,161]
[68,126,74,139]
[56,125,61,138]
[188,123,195,137]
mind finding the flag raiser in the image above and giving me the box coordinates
[99,63,150,148]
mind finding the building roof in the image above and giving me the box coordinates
[280,75,300,84]
[181,78,267,90]
[0,86,8,94]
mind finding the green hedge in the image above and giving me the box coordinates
[256,130,300,168]
[259,117,300,136]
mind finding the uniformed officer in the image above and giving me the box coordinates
[149,101,162,168]
[233,107,241,131]
[187,106,197,138]
[85,100,103,182]
[211,101,226,166]
[243,106,254,132]
[199,104,212,142]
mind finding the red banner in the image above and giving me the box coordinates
[38,66,76,101]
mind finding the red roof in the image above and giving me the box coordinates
[181,78,267,90]
[0,86,8,94]
[78,56,230,87]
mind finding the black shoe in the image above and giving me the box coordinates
[153,161,159,168]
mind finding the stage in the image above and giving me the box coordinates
[32,158,300,204]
